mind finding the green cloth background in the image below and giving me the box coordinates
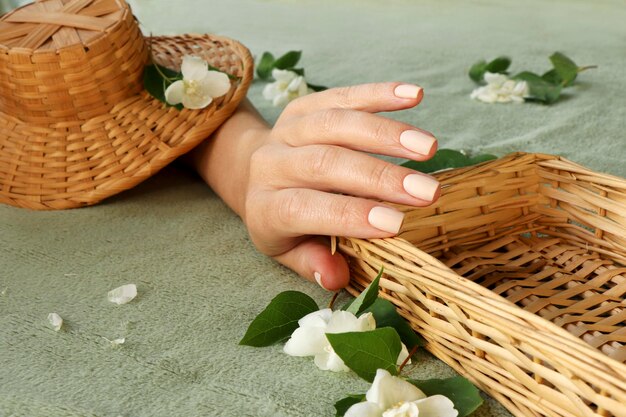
[1,0,625,416]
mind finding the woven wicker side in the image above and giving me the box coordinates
[341,153,626,417]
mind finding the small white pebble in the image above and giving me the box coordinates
[47,313,63,331]
[103,336,126,346]
[108,284,137,305]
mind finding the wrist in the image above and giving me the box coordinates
[189,102,270,220]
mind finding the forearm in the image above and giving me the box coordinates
[188,99,269,220]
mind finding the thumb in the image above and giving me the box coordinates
[273,236,350,291]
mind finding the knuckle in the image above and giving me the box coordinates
[369,162,396,191]
[370,119,388,145]
[248,144,279,181]
[331,197,358,228]
[276,190,306,228]
[316,108,343,137]
[283,97,302,116]
[334,85,358,108]
[307,145,340,179]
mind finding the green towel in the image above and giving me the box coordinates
[2,0,625,416]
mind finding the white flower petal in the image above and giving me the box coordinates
[107,284,137,305]
[263,82,280,100]
[298,308,332,328]
[513,81,529,96]
[383,401,419,417]
[484,72,507,86]
[182,93,213,110]
[356,312,377,332]
[325,310,364,334]
[272,91,291,107]
[181,55,209,81]
[201,71,231,98]
[272,68,297,83]
[366,369,426,410]
[287,75,305,93]
[164,80,185,105]
[413,395,458,417]
[396,343,411,366]
[284,326,328,357]
[47,313,63,331]
[345,401,384,417]
[314,348,349,372]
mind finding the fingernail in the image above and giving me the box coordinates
[314,271,327,289]
[394,84,422,99]
[368,206,404,234]
[403,174,440,202]
[399,130,436,155]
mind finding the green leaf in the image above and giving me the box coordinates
[143,63,183,109]
[307,83,328,92]
[273,50,302,70]
[408,376,484,417]
[291,67,305,76]
[468,153,498,165]
[345,267,382,316]
[469,59,488,83]
[549,52,578,87]
[485,56,511,74]
[327,327,401,382]
[256,52,275,79]
[513,71,562,104]
[541,68,561,85]
[401,149,496,173]
[334,394,366,417]
[469,57,510,83]
[239,291,318,347]
[362,298,425,349]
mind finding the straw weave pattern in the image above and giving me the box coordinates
[341,153,626,417]
[0,0,253,210]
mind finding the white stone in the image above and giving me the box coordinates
[47,313,63,331]
[107,284,137,305]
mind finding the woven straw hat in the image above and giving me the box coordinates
[0,0,253,210]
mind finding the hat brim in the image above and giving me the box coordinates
[0,34,253,210]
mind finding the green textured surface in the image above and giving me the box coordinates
[1,0,625,416]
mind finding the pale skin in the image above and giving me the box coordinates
[189,82,440,291]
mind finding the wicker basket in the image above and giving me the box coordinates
[340,152,626,417]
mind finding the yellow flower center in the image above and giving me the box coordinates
[184,80,201,97]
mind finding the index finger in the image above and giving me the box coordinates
[284,82,424,115]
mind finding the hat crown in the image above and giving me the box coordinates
[0,0,148,124]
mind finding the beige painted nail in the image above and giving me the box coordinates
[399,130,436,155]
[394,84,422,99]
[403,174,440,202]
[314,271,326,289]
[368,206,404,234]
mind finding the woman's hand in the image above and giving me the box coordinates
[190,83,440,291]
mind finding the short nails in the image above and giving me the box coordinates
[314,271,326,289]
[400,130,436,155]
[368,206,404,234]
[394,84,422,99]
[403,174,440,202]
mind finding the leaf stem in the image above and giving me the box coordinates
[578,65,598,73]
[398,344,419,375]
[153,61,177,83]
[328,291,340,309]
